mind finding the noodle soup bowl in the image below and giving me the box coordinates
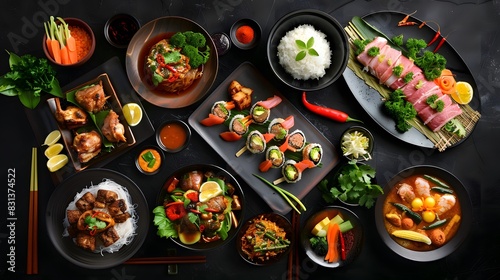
[267,9,349,91]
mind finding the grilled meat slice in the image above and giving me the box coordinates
[99,227,120,247]
[180,170,203,191]
[75,80,108,113]
[96,189,118,204]
[102,110,126,142]
[73,131,102,163]
[202,196,228,213]
[113,212,131,223]
[54,98,88,129]
[108,199,127,217]
[67,209,82,225]
[75,232,96,251]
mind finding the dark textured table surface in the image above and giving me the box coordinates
[1,1,499,279]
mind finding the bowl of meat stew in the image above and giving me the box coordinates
[154,164,245,250]
[375,165,472,262]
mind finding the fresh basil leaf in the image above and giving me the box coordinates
[295,51,306,61]
[306,37,314,48]
[308,48,319,56]
[295,39,306,49]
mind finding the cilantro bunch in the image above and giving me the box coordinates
[0,51,63,109]
[318,160,383,209]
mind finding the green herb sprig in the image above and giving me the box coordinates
[295,37,319,61]
[318,160,383,209]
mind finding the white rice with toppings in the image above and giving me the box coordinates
[277,24,331,80]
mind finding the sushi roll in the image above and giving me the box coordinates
[281,159,300,184]
[281,129,306,152]
[229,114,251,136]
[246,130,266,154]
[211,101,233,121]
[302,143,322,166]
[250,102,271,125]
[266,145,285,169]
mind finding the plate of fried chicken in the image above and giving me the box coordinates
[47,73,136,171]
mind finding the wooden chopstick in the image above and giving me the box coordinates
[27,147,38,274]
[124,255,206,265]
[287,211,300,280]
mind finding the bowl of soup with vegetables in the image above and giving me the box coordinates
[375,165,472,262]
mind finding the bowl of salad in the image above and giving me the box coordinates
[153,164,245,250]
[300,206,363,268]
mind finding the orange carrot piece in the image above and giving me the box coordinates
[58,17,78,64]
[57,25,70,64]
[325,223,340,263]
[434,69,456,94]
[44,22,54,58]
[48,17,62,63]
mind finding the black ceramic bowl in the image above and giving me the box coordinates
[104,14,141,48]
[230,18,262,50]
[301,206,363,268]
[155,119,191,153]
[45,168,149,269]
[267,9,349,91]
[340,125,375,161]
[375,165,472,262]
[156,164,245,250]
[237,213,293,265]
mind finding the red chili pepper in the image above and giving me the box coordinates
[204,208,219,213]
[200,113,225,126]
[434,36,447,53]
[165,202,186,221]
[398,10,417,26]
[185,191,199,202]
[199,224,205,232]
[398,21,418,26]
[219,131,242,141]
[302,92,362,123]
[339,231,346,261]
[427,31,441,46]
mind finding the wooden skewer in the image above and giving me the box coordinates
[27,147,38,274]
[124,255,206,265]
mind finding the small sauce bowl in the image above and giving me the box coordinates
[230,18,261,50]
[340,126,374,161]
[104,14,141,48]
[156,120,191,153]
[136,146,164,175]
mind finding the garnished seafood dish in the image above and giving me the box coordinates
[63,179,137,254]
[48,73,135,169]
[382,174,461,251]
[144,31,210,93]
[237,213,292,265]
[153,166,243,248]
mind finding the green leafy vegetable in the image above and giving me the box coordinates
[318,160,383,209]
[367,46,380,57]
[392,34,404,47]
[0,51,63,109]
[384,89,417,132]
[295,37,319,61]
[153,205,178,239]
[310,236,328,256]
[426,94,445,112]
[84,215,107,231]
[444,119,466,138]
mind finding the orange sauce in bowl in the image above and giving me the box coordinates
[137,148,162,173]
[159,122,188,151]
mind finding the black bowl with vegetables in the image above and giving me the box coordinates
[237,213,293,266]
[301,206,363,268]
[153,164,245,250]
[375,165,472,262]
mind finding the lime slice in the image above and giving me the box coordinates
[199,181,223,202]
[44,143,64,159]
[43,130,61,146]
[47,154,68,172]
[122,103,143,126]
[450,81,473,105]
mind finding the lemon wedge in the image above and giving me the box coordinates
[44,143,64,159]
[311,216,330,236]
[199,181,223,202]
[450,81,473,104]
[43,130,61,146]
[47,154,68,172]
[122,103,143,126]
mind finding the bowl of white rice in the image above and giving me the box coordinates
[267,9,349,91]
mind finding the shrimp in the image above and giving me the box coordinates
[414,177,431,197]
[436,194,456,215]
[397,183,416,203]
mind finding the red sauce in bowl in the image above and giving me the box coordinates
[158,121,190,152]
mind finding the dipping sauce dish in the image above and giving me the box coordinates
[156,120,191,153]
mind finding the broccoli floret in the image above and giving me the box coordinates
[169,32,187,47]
[181,45,210,68]
[367,46,380,57]
[310,236,328,256]
[184,31,206,48]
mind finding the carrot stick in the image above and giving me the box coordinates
[58,17,78,64]
[56,24,70,64]
[43,22,54,58]
[48,17,62,63]
[325,223,340,263]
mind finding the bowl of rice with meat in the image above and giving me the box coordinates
[267,9,349,91]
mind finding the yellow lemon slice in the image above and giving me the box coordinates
[450,81,473,104]
[44,143,64,159]
[43,130,61,146]
[47,154,68,172]
[199,181,223,202]
[122,103,143,126]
